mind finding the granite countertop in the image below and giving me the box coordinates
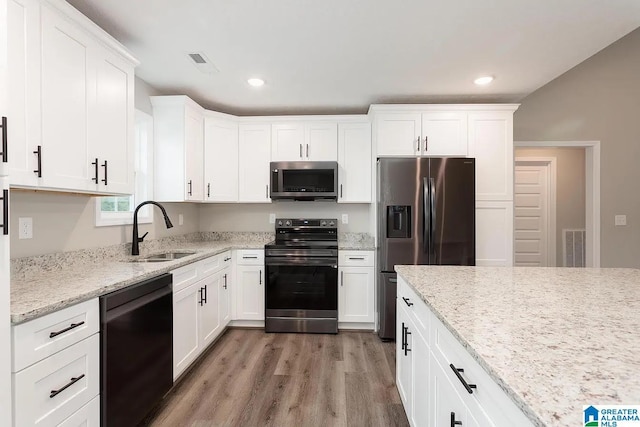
[395,265,640,427]
[11,232,375,324]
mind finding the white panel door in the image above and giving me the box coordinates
[7,0,39,185]
[396,303,413,412]
[468,112,514,201]
[338,267,374,323]
[375,113,421,156]
[184,106,204,200]
[412,330,431,427]
[219,267,231,327]
[173,283,199,380]
[421,112,468,156]
[305,121,337,160]
[238,123,271,202]
[235,266,264,320]
[270,123,303,161]
[476,201,514,266]
[432,358,476,427]
[0,178,10,427]
[337,122,371,203]
[40,3,94,191]
[91,50,134,194]
[514,164,550,266]
[204,117,238,202]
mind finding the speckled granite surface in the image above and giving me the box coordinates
[338,233,375,250]
[395,265,640,427]
[11,233,273,324]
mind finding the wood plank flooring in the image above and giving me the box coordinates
[146,329,409,427]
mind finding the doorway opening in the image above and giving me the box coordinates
[514,141,600,267]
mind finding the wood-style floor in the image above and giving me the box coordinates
[147,329,409,427]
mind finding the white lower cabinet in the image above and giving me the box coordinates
[173,282,200,380]
[338,251,375,327]
[57,395,100,427]
[198,272,221,350]
[235,265,265,321]
[220,267,231,327]
[397,276,534,427]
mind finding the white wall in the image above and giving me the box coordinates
[199,203,371,233]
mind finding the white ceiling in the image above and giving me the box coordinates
[67,0,640,115]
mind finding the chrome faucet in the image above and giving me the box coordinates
[131,201,174,256]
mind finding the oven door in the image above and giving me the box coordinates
[265,257,338,318]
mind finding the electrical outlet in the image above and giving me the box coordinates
[19,217,33,239]
[341,214,348,224]
[615,215,627,226]
[178,214,184,226]
[269,213,276,224]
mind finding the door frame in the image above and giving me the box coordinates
[514,157,557,267]
[514,141,601,267]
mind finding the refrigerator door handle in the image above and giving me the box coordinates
[430,177,436,259]
[423,177,430,254]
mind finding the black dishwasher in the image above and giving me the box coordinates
[100,273,173,427]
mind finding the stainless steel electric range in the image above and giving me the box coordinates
[264,218,338,334]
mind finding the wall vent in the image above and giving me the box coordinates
[563,229,586,267]
[187,52,219,74]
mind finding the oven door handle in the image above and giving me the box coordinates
[266,258,338,267]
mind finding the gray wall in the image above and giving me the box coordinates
[199,203,371,233]
[515,147,586,266]
[514,27,640,268]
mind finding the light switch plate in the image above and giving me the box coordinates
[269,213,276,224]
[341,214,348,224]
[19,217,33,239]
[615,215,627,226]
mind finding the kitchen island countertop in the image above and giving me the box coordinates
[395,265,640,427]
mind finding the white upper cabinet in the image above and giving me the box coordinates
[7,0,137,194]
[152,95,205,202]
[271,121,337,161]
[468,111,514,201]
[204,115,238,202]
[373,108,467,157]
[238,123,271,203]
[337,122,371,203]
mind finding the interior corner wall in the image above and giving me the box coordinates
[515,147,586,266]
[513,27,640,268]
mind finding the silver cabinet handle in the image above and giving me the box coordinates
[416,136,421,152]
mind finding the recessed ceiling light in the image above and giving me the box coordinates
[247,78,265,87]
[474,76,494,85]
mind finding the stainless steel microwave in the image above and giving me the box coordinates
[270,161,338,201]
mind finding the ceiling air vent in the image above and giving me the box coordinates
[187,52,219,74]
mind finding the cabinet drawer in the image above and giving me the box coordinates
[13,334,100,427]
[12,299,99,372]
[235,249,264,265]
[200,254,222,276]
[220,251,232,268]
[171,262,199,293]
[57,395,99,427]
[339,250,374,267]
[397,278,430,341]
[431,315,534,427]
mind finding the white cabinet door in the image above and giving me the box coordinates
[235,265,265,320]
[396,303,413,413]
[204,117,238,202]
[238,123,271,203]
[421,112,468,156]
[271,123,304,161]
[90,49,134,194]
[7,0,39,185]
[375,113,421,156]
[412,330,431,427]
[219,267,231,328]
[476,201,514,266]
[57,395,99,427]
[184,105,204,201]
[338,266,374,323]
[432,358,476,427]
[337,122,371,203]
[468,112,514,201]
[0,179,10,427]
[173,282,199,380]
[39,3,94,192]
[198,273,220,351]
[305,121,337,161]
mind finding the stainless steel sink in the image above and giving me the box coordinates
[129,251,197,262]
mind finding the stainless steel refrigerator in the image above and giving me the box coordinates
[377,157,475,340]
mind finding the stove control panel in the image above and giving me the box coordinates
[275,218,338,229]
